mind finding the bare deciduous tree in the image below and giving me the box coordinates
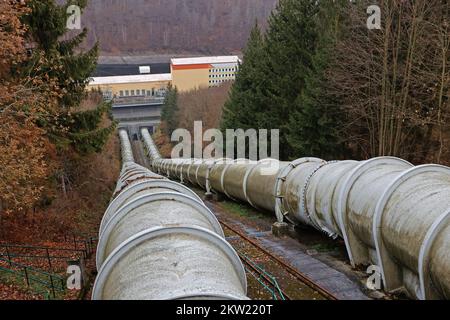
[330,0,449,163]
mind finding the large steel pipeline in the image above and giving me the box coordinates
[93,129,248,300]
[141,128,450,300]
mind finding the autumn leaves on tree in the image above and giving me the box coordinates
[0,1,56,214]
[0,0,114,217]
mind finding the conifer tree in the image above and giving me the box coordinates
[221,22,266,131]
[161,84,179,137]
[24,0,115,155]
[286,0,348,160]
[259,0,320,159]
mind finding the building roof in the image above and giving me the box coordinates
[171,56,241,66]
[93,63,171,77]
[89,73,172,86]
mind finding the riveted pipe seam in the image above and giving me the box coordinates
[273,158,323,224]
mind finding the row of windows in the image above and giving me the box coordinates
[118,88,166,97]
[209,74,235,78]
[119,89,146,96]
[209,79,234,84]
[209,67,237,73]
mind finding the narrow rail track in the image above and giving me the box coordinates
[237,249,291,300]
[218,218,338,300]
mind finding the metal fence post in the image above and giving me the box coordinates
[49,275,56,298]
[5,246,12,266]
[46,248,52,270]
[23,267,30,287]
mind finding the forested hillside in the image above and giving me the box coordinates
[77,0,277,54]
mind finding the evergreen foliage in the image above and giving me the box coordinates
[24,0,114,155]
[221,23,266,131]
[286,0,347,160]
[161,84,179,137]
[222,0,347,160]
[261,0,319,159]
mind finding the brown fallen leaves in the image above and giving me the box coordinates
[0,282,41,301]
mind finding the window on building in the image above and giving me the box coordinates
[136,90,140,96]
[146,90,151,96]
[125,90,129,96]
[119,90,124,97]
[103,90,113,101]
[131,90,135,96]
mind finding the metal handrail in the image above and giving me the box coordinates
[113,96,165,106]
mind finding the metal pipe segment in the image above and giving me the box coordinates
[140,128,450,300]
[93,129,248,300]
[118,129,135,163]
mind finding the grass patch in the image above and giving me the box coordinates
[310,243,341,253]
[221,201,265,220]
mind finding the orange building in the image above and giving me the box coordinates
[171,56,241,92]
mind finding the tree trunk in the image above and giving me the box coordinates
[62,174,67,198]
